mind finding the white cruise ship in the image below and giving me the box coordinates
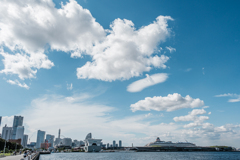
[145,137,196,147]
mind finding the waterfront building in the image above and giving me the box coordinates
[80,140,85,146]
[46,134,55,147]
[16,126,24,146]
[41,142,51,149]
[27,142,36,149]
[54,137,62,146]
[145,137,196,147]
[11,116,23,139]
[113,140,116,147]
[2,124,12,141]
[36,130,46,148]
[63,138,72,146]
[110,144,112,147]
[107,143,109,148]
[9,139,21,145]
[84,133,102,152]
[85,133,92,139]
[0,116,2,127]
[116,144,118,148]
[22,135,28,147]
[119,140,122,147]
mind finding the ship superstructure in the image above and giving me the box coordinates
[145,137,196,147]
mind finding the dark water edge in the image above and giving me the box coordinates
[40,152,240,160]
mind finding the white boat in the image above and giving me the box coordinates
[145,137,196,147]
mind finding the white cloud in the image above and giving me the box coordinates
[185,68,192,72]
[215,93,240,102]
[7,79,30,89]
[0,0,174,83]
[130,93,204,112]
[0,0,104,79]
[0,49,54,80]
[166,46,176,53]
[67,83,73,90]
[127,73,168,92]
[77,16,173,81]
[173,109,209,128]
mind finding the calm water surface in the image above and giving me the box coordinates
[40,152,240,160]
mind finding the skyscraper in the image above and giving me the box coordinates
[46,134,55,147]
[0,116,2,127]
[2,125,12,141]
[36,130,45,148]
[113,140,116,148]
[58,129,61,138]
[119,140,122,147]
[12,116,23,139]
[16,126,24,145]
[22,135,28,147]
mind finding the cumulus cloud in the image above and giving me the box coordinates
[0,49,54,80]
[215,93,240,102]
[166,46,176,53]
[76,16,173,81]
[127,73,168,92]
[130,93,204,112]
[0,0,104,79]
[173,109,209,128]
[7,79,30,89]
[0,0,174,83]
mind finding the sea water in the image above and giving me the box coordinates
[40,152,240,160]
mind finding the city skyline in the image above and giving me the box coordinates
[0,0,240,147]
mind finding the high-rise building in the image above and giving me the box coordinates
[12,116,23,139]
[107,143,109,148]
[36,130,45,148]
[46,134,55,147]
[22,135,28,147]
[58,129,61,138]
[2,125,12,141]
[63,138,72,146]
[0,116,2,127]
[16,126,24,146]
[119,140,122,147]
[113,140,116,147]
[116,144,118,148]
[54,138,62,146]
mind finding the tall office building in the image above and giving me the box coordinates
[0,116,2,127]
[12,116,23,139]
[58,129,61,138]
[16,126,24,145]
[36,130,45,148]
[22,135,28,147]
[2,125,12,141]
[63,138,72,146]
[46,134,55,147]
[113,140,116,147]
[119,140,122,147]
[107,143,109,148]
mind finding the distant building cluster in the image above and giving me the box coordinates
[0,115,123,152]
[0,116,28,148]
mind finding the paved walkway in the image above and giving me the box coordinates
[0,155,24,160]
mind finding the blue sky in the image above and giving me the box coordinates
[0,0,240,147]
